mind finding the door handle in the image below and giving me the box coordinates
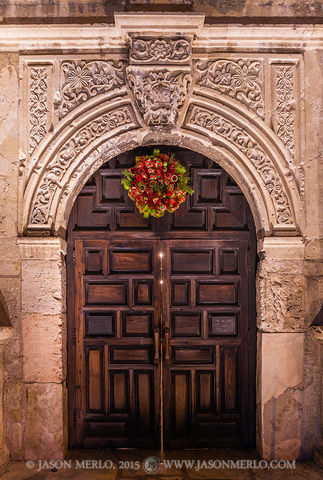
[154,328,160,364]
[164,327,170,364]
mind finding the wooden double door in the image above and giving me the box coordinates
[67,148,256,449]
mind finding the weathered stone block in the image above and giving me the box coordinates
[24,383,66,460]
[257,238,305,332]
[300,329,321,458]
[257,272,304,332]
[22,314,66,383]
[259,332,304,460]
[5,421,22,461]
[0,277,23,382]
[0,237,20,276]
[3,330,22,383]
[4,381,23,424]
[0,53,19,238]
[21,259,66,315]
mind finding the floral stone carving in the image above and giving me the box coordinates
[55,60,126,119]
[28,66,50,155]
[195,59,264,118]
[30,106,135,225]
[129,36,191,64]
[126,67,191,126]
[186,105,292,225]
[272,65,296,158]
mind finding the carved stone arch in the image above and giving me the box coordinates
[20,95,141,235]
[58,130,271,237]
[21,91,303,238]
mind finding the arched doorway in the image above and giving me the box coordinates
[67,146,257,449]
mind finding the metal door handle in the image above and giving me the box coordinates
[154,328,160,364]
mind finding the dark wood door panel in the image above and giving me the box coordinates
[163,239,251,448]
[67,147,256,450]
[70,238,161,448]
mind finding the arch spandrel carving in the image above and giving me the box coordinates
[183,95,301,229]
[20,33,304,238]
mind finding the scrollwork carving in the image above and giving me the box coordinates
[56,60,126,119]
[272,65,295,158]
[186,105,292,225]
[28,66,50,155]
[30,106,135,225]
[126,67,191,125]
[129,36,191,64]
[195,59,264,118]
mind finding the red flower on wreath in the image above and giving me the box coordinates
[121,149,194,218]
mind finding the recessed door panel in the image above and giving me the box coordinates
[171,250,213,274]
[86,281,128,305]
[110,250,152,273]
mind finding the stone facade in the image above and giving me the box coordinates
[0,11,322,467]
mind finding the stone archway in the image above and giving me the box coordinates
[20,93,302,238]
[15,15,317,461]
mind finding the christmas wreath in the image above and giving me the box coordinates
[121,149,194,218]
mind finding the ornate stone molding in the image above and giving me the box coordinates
[272,64,296,158]
[28,66,50,155]
[195,59,264,118]
[22,79,302,235]
[55,60,126,119]
[29,105,136,225]
[257,237,305,332]
[126,67,191,126]
[185,104,292,225]
[129,36,191,65]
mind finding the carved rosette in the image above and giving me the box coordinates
[195,59,264,118]
[55,60,126,119]
[129,36,191,64]
[28,66,50,155]
[272,65,296,158]
[30,106,135,225]
[127,67,191,126]
[185,105,292,225]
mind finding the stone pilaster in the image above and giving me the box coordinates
[257,237,321,459]
[18,237,67,460]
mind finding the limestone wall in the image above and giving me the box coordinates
[0,0,321,22]
[0,14,322,467]
[0,52,21,467]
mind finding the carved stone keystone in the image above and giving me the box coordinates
[126,36,192,126]
[126,66,191,126]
